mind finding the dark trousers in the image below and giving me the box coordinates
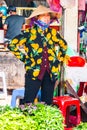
[21,71,55,105]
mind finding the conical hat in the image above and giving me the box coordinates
[28,5,56,19]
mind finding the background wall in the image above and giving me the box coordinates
[0,52,25,89]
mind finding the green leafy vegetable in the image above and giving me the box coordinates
[73,122,87,130]
[0,103,64,130]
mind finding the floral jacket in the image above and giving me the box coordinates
[8,25,68,81]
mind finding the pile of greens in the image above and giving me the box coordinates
[73,122,87,130]
[0,103,64,130]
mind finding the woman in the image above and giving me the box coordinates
[8,5,68,105]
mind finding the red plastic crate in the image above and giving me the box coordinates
[64,128,73,130]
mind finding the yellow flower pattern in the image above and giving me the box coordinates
[48,49,53,54]
[12,39,18,44]
[19,38,26,46]
[24,46,29,53]
[16,55,21,59]
[38,28,43,33]
[49,40,53,45]
[37,48,42,53]
[52,36,59,42]
[48,56,54,61]
[30,35,36,40]
[37,59,42,64]
[51,66,59,73]
[31,29,36,34]
[31,43,39,50]
[25,66,30,71]
[8,25,68,81]
[33,69,40,77]
[31,58,35,67]
[52,29,56,36]
[46,33,51,39]
[31,62,35,67]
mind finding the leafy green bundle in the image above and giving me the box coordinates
[0,103,64,130]
[73,122,87,130]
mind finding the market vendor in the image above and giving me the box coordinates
[8,5,68,105]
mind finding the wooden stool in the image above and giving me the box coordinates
[53,96,81,128]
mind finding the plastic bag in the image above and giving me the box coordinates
[47,0,60,12]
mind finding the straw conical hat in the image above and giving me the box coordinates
[28,5,56,19]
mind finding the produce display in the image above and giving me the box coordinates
[0,103,64,130]
[73,122,87,130]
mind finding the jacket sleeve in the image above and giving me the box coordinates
[8,32,29,62]
[56,33,68,63]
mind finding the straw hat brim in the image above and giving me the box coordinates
[28,5,56,19]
